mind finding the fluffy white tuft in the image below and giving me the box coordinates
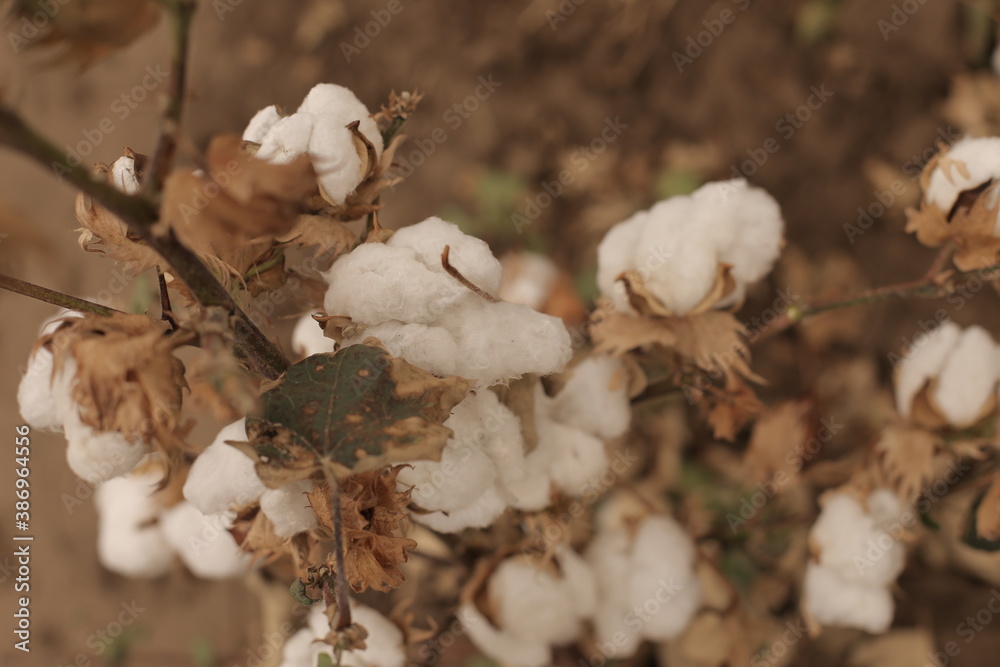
[260,480,319,538]
[95,473,173,578]
[183,419,266,516]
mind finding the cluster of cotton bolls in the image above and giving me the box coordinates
[279,601,406,667]
[585,495,703,658]
[802,489,906,634]
[17,312,151,485]
[327,216,572,386]
[243,83,382,205]
[597,179,784,315]
[400,354,631,533]
[95,472,250,579]
[183,419,319,539]
[459,547,597,667]
[894,321,999,429]
[923,136,1000,229]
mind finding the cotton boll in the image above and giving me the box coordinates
[490,557,589,646]
[64,409,148,484]
[499,252,559,310]
[400,439,497,513]
[894,321,961,417]
[324,244,468,326]
[17,346,61,430]
[296,84,382,159]
[309,114,367,204]
[803,563,896,634]
[260,480,318,538]
[341,603,407,667]
[413,485,508,533]
[931,325,998,427]
[586,524,642,658]
[925,137,1000,214]
[597,210,648,312]
[638,198,720,314]
[459,602,550,667]
[688,180,744,251]
[388,217,504,297]
[343,321,459,377]
[277,627,318,667]
[184,419,266,515]
[256,113,316,164]
[462,390,527,487]
[243,105,282,143]
[292,315,336,358]
[110,156,140,195]
[810,492,905,587]
[448,299,572,384]
[161,501,250,579]
[95,473,173,578]
[550,356,631,440]
[501,444,554,512]
[539,418,608,495]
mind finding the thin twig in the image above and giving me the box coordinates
[147,0,197,197]
[756,256,1000,342]
[0,106,289,380]
[0,273,122,317]
[441,245,498,302]
[322,463,353,631]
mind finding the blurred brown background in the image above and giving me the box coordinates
[2,0,1000,664]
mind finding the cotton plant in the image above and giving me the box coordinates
[802,489,906,634]
[279,601,406,667]
[460,547,597,667]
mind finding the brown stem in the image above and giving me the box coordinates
[322,463,353,631]
[147,0,197,197]
[0,273,122,317]
[0,106,289,380]
[756,257,1000,342]
[156,266,178,330]
[441,245,497,302]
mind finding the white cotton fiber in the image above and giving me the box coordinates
[256,113,316,164]
[803,563,896,634]
[586,513,701,655]
[18,346,61,431]
[597,210,648,313]
[161,501,250,580]
[931,325,998,427]
[279,601,405,667]
[95,473,173,578]
[499,252,559,310]
[388,217,504,297]
[401,440,497,513]
[412,485,509,533]
[925,137,1000,215]
[894,321,962,417]
[260,480,318,538]
[459,601,550,667]
[291,314,336,358]
[184,419,266,515]
[324,243,468,326]
[539,417,608,495]
[296,84,382,159]
[490,556,590,646]
[501,443,554,512]
[243,105,282,144]
[342,321,459,378]
[550,356,631,440]
[310,114,367,204]
[110,156,140,195]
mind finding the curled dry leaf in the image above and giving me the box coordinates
[43,313,189,467]
[277,214,359,271]
[744,400,813,487]
[9,0,160,65]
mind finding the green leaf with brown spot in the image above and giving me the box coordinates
[232,343,471,486]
